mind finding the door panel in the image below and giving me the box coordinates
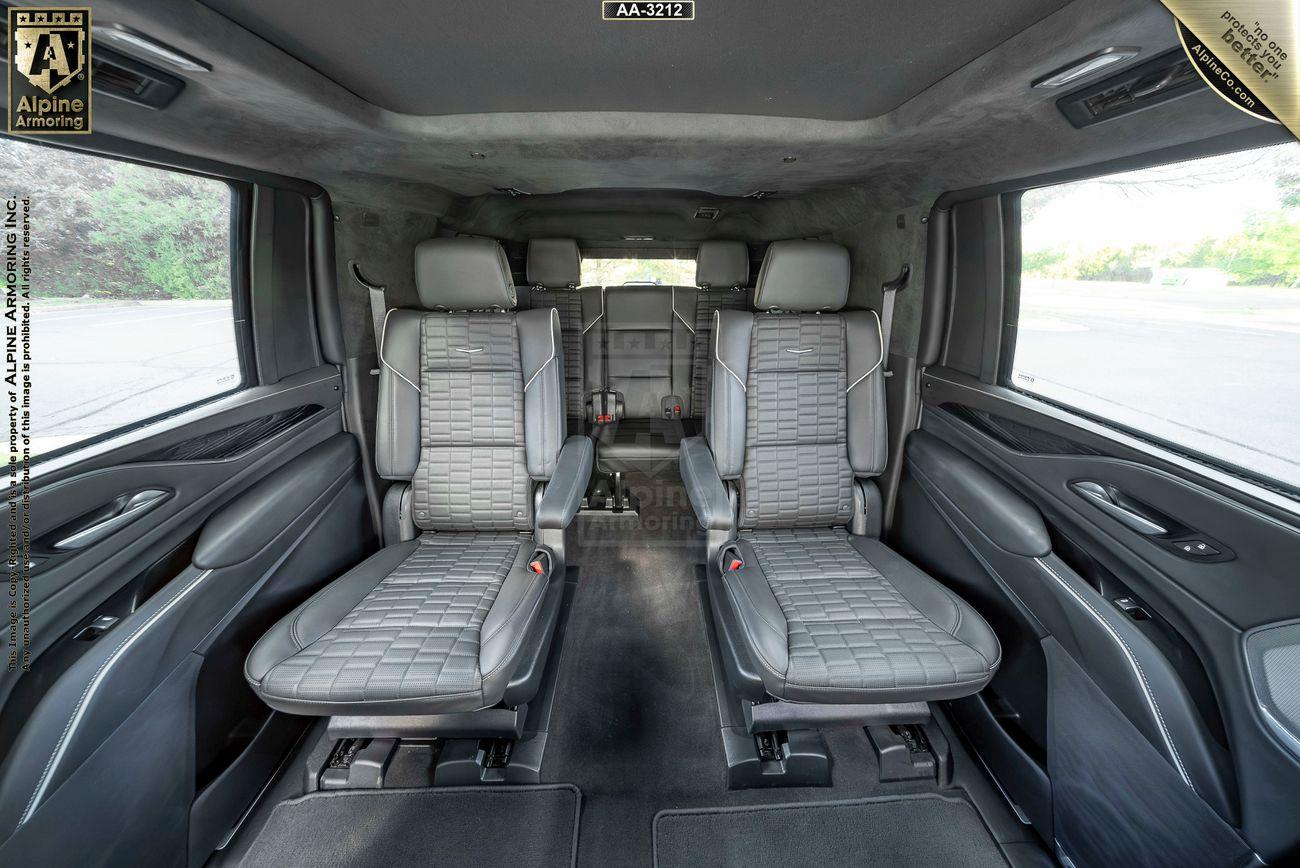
[0,362,373,866]
[1,366,344,707]
[896,368,1300,864]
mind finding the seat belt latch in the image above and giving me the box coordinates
[589,390,623,426]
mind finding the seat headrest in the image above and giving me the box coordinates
[414,237,516,311]
[526,238,581,289]
[753,240,850,313]
[695,240,749,289]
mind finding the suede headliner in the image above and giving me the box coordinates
[32,0,1274,216]
[29,0,1285,364]
[200,0,1072,120]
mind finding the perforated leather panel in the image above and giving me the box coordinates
[412,313,531,531]
[739,314,854,528]
[746,528,992,691]
[259,533,524,703]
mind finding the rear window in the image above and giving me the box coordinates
[581,254,694,286]
[1011,142,1300,491]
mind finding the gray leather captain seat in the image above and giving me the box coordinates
[246,237,592,719]
[520,239,604,433]
[680,240,999,721]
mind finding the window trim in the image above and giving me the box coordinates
[1000,147,1300,502]
[9,136,256,464]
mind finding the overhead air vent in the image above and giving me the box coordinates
[694,206,720,220]
[1056,48,1204,128]
[91,44,186,109]
[745,190,777,199]
[495,187,531,197]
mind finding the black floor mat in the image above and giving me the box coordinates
[543,472,956,867]
[654,794,1008,868]
[238,784,581,868]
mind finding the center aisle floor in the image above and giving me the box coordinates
[540,471,944,867]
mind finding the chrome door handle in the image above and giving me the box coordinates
[52,489,171,550]
[1070,481,1167,536]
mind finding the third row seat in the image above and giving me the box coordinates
[522,238,753,479]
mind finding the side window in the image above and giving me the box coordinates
[1012,142,1300,491]
[1,138,245,460]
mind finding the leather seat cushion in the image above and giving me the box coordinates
[721,528,999,704]
[246,532,549,716]
[595,417,699,471]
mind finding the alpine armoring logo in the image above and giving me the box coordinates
[7,7,92,135]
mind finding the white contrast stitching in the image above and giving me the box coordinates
[379,309,420,393]
[524,309,558,392]
[20,569,215,826]
[1036,557,1195,791]
[713,309,746,392]
[672,286,696,334]
[846,310,884,392]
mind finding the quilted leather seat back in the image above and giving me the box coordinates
[411,312,532,531]
[738,313,855,529]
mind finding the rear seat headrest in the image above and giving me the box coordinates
[414,237,516,311]
[526,238,581,289]
[695,240,749,289]
[753,240,850,313]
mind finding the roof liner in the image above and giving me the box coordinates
[66,0,1274,216]
[201,0,1071,120]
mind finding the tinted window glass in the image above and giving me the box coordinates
[2,139,242,458]
[1013,143,1300,489]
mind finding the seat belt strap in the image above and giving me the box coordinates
[879,263,911,376]
[350,260,388,374]
[368,288,387,354]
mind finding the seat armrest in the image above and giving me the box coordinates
[536,435,594,530]
[680,436,733,532]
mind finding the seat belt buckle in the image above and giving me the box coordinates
[589,390,622,426]
[661,396,684,420]
[719,545,745,573]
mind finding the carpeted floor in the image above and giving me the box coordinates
[228,470,1022,868]
[238,784,581,868]
[542,471,979,867]
[654,794,1007,868]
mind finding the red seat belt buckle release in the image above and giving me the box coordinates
[728,558,743,571]
[529,560,546,574]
